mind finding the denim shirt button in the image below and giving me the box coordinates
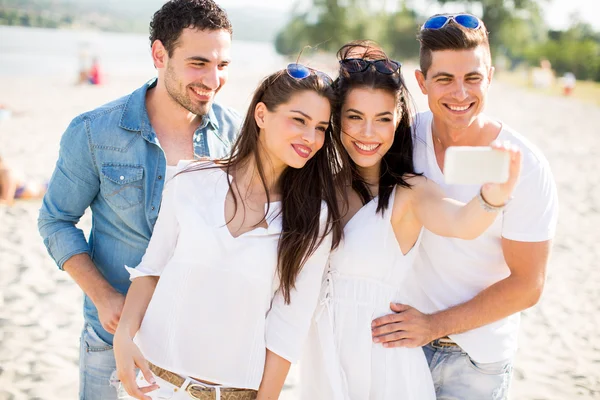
[151,206,155,211]
[119,175,124,180]
[157,175,162,180]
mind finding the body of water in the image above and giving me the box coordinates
[0,25,285,80]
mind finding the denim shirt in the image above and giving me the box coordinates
[38,78,240,344]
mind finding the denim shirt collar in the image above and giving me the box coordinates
[119,78,220,141]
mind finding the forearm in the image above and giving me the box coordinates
[431,273,543,338]
[451,195,498,239]
[63,253,119,304]
[415,185,500,240]
[116,277,158,338]
[256,349,291,400]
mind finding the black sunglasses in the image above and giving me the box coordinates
[339,58,401,75]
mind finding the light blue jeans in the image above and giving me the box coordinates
[79,323,118,400]
[423,340,513,400]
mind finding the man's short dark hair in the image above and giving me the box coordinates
[418,16,491,77]
[149,0,232,56]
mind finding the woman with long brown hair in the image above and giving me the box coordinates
[299,41,522,399]
[113,65,343,400]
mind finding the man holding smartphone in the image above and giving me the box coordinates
[371,14,559,399]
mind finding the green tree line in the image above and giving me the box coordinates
[0,9,67,29]
[275,0,600,82]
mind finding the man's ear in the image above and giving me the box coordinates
[151,40,168,69]
[254,102,268,128]
[487,66,495,85]
[415,69,428,95]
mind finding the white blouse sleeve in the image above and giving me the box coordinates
[265,206,332,363]
[124,177,180,279]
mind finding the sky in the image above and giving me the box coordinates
[216,0,600,31]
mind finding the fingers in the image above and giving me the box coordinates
[389,302,411,313]
[508,145,522,183]
[378,338,420,349]
[488,140,522,199]
[118,369,150,400]
[102,315,120,334]
[375,330,410,344]
[137,357,156,387]
[103,321,116,335]
[371,303,411,328]
[139,384,160,395]
[118,369,158,400]
[100,295,125,334]
[372,322,407,339]
[115,337,158,399]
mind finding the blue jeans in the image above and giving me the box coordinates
[79,323,118,400]
[423,341,513,400]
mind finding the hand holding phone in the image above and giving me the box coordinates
[444,142,522,205]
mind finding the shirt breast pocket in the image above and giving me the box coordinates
[101,164,144,210]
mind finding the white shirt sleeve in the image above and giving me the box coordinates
[264,207,332,363]
[501,160,558,242]
[125,178,180,279]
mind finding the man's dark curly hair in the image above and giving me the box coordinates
[149,0,232,57]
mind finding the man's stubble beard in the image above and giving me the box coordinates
[164,64,212,117]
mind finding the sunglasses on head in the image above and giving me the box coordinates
[421,14,482,31]
[286,63,333,85]
[339,58,401,75]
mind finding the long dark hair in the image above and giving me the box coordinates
[185,70,344,304]
[334,40,419,213]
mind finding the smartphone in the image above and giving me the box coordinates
[443,146,510,185]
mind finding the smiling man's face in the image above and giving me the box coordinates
[161,28,232,116]
[416,45,493,131]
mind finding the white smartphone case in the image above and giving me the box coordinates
[443,146,510,185]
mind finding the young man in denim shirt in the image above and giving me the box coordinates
[38,1,240,398]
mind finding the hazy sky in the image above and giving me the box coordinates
[217,0,600,31]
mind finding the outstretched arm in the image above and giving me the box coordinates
[373,154,558,347]
[410,142,521,239]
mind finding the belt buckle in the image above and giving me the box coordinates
[186,383,213,400]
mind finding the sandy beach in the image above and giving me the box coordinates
[0,45,599,399]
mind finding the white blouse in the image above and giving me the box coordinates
[125,165,331,390]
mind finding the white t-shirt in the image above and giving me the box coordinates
[126,165,331,389]
[165,165,178,182]
[410,111,559,363]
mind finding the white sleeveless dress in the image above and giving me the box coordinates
[300,189,436,400]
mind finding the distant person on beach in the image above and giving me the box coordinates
[115,65,341,400]
[0,156,47,205]
[38,1,240,399]
[0,104,12,121]
[531,58,554,89]
[561,72,576,96]
[371,13,559,399]
[88,57,102,85]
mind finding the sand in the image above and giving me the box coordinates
[0,60,598,399]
